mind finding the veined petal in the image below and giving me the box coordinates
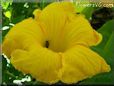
[33,9,41,20]
[35,2,75,52]
[34,2,75,20]
[61,45,110,84]
[3,18,45,58]
[11,47,62,84]
[63,15,102,49]
[34,2,102,52]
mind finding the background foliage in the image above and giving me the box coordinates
[1,0,114,85]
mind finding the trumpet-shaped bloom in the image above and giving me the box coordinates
[3,2,110,84]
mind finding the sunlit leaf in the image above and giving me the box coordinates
[4,11,11,19]
[1,0,13,10]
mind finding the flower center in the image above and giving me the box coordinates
[45,40,49,48]
[44,40,66,52]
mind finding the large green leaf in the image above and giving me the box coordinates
[104,32,114,57]
[97,19,114,49]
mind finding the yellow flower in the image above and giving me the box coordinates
[3,2,110,84]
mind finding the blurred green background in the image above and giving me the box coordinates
[1,0,114,85]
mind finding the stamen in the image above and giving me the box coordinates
[76,12,80,14]
[45,41,49,48]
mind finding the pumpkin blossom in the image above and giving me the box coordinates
[3,2,110,84]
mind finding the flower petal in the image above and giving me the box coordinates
[63,15,102,49]
[60,45,110,84]
[11,47,62,84]
[34,2,102,51]
[3,18,45,57]
[34,2,75,20]
[36,2,75,52]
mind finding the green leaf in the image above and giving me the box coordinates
[104,32,114,58]
[1,0,13,10]
[12,15,25,24]
[81,7,96,19]
[97,19,114,49]
[2,29,10,41]
[4,11,11,19]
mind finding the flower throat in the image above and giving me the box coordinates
[45,40,49,48]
